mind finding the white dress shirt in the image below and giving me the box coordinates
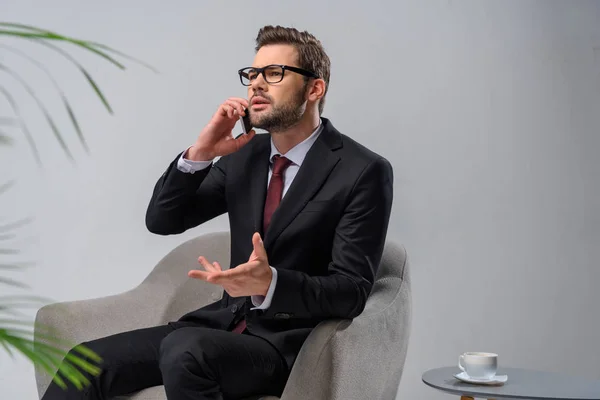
[177,120,323,310]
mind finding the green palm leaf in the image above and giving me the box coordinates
[0,217,33,233]
[0,248,19,255]
[0,86,41,165]
[0,27,125,69]
[0,44,89,152]
[1,21,154,391]
[0,63,73,161]
[0,262,33,269]
[0,22,159,73]
[0,129,12,145]
[0,276,28,288]
[38,40,114,115]
[0,180,15,194]
[0,329,87,390]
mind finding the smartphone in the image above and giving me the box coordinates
[240,108,252,134]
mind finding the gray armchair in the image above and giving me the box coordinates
[35,231,411,400]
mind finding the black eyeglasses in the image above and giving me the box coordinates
[238,64,319,86]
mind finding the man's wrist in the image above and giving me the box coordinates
[250,267,277,310]
[186,145,213,162]
[178,147,213,173]
[262,266,273,296]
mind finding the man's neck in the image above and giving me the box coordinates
[270,113,321,155]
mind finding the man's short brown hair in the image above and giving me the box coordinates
[255,25,331,115]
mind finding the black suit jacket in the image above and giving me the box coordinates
[145,118,394,369]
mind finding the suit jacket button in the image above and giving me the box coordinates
[231,304,238,313]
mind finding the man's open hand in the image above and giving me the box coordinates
[188,232,272,297]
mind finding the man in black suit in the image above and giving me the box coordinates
[42,25,393,400]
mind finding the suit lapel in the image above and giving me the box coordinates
[264,122,342,248]
[247,135,271,236]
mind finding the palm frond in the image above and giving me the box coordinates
[0,63,73,161]
[0,294,53,305]
[0,233,17,241]
[0,26,125,70]
[0,307,29,318]
[0,262,34,269]
[0,86,40,165]
[0,22,157,73]
[0,217,33,233]
[0,129,12,145]
[88,42,158,73]
[0,335,15,358]
[1,330,69,390]
[0,276,28,288]
[0,296,52,318]
[0,44,88,152]
[37,40,114,114]
[0,21,154,391]
[0,180,15,195]
[0,319,100,362]
[0,248,19,255]
[0,322,102,389]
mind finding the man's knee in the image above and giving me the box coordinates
[158,328,216,382]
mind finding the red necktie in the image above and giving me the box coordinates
[263,155,293,233]
[231,154,292,334]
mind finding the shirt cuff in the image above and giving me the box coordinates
[251,266,277,310]
[176,146,213,173]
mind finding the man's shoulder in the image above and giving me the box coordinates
[339,132,383,160]
[327,122,392,174]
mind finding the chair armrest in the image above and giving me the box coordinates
[280,275,412,400]
[34,279,220,398]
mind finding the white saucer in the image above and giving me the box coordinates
[454,371,508,385]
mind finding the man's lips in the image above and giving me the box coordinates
[251,97,270,105]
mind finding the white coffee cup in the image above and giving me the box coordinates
[458,352,498,379]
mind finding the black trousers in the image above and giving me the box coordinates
[40,323,289,400]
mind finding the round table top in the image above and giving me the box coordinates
[422,366,600,400]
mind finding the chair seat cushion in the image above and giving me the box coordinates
[113,386,165,400]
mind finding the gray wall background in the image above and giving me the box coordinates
[2,0,599,399]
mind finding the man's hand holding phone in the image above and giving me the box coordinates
[186,97,256,161]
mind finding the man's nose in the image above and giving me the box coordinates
[250,73,268,92]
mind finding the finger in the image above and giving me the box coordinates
[213,265,246,281]
[212,261,223,271]
[228,97,250,109]
[224,100,245,116]
[208,273,232,284]
[198,256,218,273]
[233,130,256,150]
[220,104,232,118]
[252,232,268,259]
[188,269,212,281]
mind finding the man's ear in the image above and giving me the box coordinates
[306,78,326,103]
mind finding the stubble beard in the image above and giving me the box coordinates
[250,85,307,134]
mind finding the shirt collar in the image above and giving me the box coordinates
[269,119,323,167]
